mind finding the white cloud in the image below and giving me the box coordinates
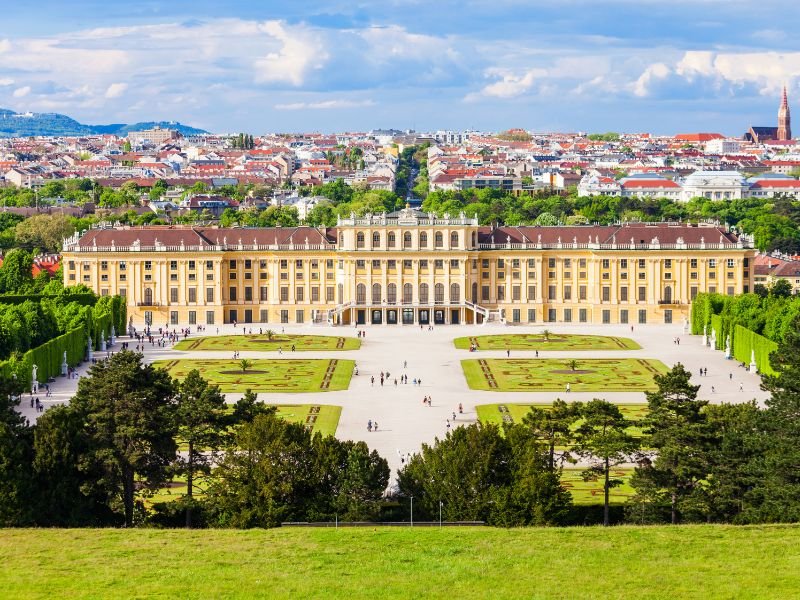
[275,99,375,110]
[0,77,13,86]
[104,82,128,99]
[0,39,10,53]
[254,21,329,86]
[632,62,671,97]
[12,86,31,98]
[470,68,548,100]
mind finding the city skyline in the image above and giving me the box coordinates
[0,1,799,134]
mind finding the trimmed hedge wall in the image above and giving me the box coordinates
[733,324,778,377]
[0,293,126,387]
[1,327,87,388]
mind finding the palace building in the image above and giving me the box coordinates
[62,207,755,328]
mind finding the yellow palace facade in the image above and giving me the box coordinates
[62,207,755,328]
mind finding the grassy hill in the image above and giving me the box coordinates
[1,525,798,598]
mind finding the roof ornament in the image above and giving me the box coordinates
[223,236,227,246]
[537,234,542,245]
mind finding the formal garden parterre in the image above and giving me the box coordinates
[454,333,640,351]
[152,358,354,392]
[174,334,360,352]
[462,358,668,391]
[476,402,648,437]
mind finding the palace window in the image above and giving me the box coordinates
[435,232,443,248]
[404,232,412,248]
[420,283,429,304]
[420,232,428,247]
[357,232,365,248]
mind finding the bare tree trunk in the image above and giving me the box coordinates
[603,457,610,527]
[671,492,678,525]
[123,465,135,528]
[186,440,193,529]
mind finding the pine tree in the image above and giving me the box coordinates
[633,363,710,524]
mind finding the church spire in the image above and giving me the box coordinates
[777,84,791,141]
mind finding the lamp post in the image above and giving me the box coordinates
[439,500,443,528]
[410,496,413,527]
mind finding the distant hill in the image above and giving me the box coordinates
[0,108,209,137]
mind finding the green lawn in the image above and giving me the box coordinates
[476,402,648,438]
[2,527,800,599]
[462,358,668,392]
[153,359,354,392]
[454,333,640,351]
[174,334,361,351]
[561,467,635,505]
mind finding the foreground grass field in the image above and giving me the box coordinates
[174,334,361,352]
[153,358,354,392]
[2,526,799,599]
[454,333,640,351]
[462,358,668,391]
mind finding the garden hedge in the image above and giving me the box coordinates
[732,324,779,377]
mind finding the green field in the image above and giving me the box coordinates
[174,333,361,352]
[153,359,354,392]
[455,333,640,351]
[462,358,668,392]
[476,402,647,437]
[2,527,799,599]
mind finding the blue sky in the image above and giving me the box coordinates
[1,1,799,134]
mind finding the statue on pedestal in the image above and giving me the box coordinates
[725,335,731,359]
[87,336,93,361]
[702,325,708,347]
[750,349,758,373]
[31,364,38,393]
[61,351,68,376]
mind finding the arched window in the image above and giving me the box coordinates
[419,283,429,304]
[372,232,381,248]
[403,231,412,248]
[388,232,396,248]
[339,233,345,247]
[356,232,365,249]
[144,288,153,305]
[663,286,672,304]
[450,232,459,248]
[450,283,460,303]
[434,283,444,303]
[372,283,382,304]
[403,283,413,304]
[471,232,476,248]
[435,232,443,248]
[356,283,366,304]
[419,232,428,248]
[388,283,397,304]
[337,283,344,304]
[471,282,478,303]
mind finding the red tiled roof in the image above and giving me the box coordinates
[622,179,680,189]
[750,179,800,189]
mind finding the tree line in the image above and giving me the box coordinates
[0,352,389,528]
[3,322,800,528]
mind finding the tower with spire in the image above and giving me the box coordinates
[777,85,792,141]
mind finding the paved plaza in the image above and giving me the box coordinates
[18,322,770,476]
